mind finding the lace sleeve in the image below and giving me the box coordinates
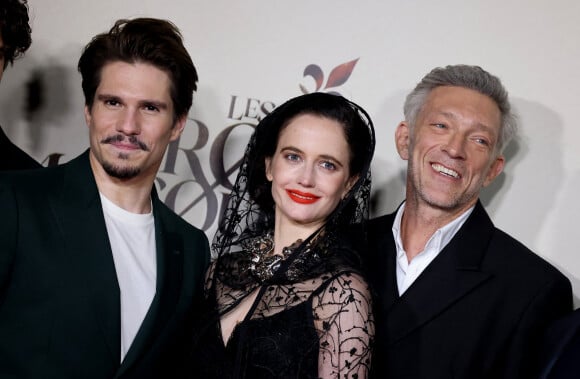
[312,271,374,378]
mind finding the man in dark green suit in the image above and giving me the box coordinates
[0,18,210,378]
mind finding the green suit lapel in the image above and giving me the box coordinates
[51,150,121,364]
[116,191,186,376]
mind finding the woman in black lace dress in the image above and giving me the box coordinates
[187,92,376,378]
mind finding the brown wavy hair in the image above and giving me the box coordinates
[77,18,198,122]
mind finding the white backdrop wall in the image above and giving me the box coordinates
[2,0,579,304]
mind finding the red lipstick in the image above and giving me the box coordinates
[286,189,320,204]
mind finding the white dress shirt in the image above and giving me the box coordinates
[392,202,474,295]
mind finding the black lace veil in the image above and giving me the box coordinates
[209,92,376,317]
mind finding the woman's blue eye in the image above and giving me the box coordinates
[320,161,336,170]
[285,153,300,162]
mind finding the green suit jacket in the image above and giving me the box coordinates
[0,150,210,379]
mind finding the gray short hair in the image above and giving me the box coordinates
[403,65,518,153]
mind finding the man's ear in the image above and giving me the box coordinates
[483,155,505,187]
[395,121,410,160]
[265,157,273,181]
[170,115,187,141]
[84,105,92,127]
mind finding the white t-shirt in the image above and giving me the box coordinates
[100,193,157,361]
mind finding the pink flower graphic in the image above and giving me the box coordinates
[299,58,359,95]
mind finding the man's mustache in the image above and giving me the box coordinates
[101,135,149,151]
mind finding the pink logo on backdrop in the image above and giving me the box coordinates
[299,58,359,95]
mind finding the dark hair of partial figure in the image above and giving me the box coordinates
[0,0,32,68]
[77,17,198,121]
[404,64,518,153]
[247,92,375,224]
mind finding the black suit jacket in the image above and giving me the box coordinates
[0,126,42,170]
[364,201,572,379]
[539,308,580,379]
[0,150,210,379]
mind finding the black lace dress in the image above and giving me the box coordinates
[191,253,373,378]
[185,92,376,378]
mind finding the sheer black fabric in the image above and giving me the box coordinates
[188,93,376,378]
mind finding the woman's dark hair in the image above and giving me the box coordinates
[77,18,198,122]
[0,0,32,68]
[247,92,374,215]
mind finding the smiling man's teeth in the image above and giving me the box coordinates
[432,163,459,178]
